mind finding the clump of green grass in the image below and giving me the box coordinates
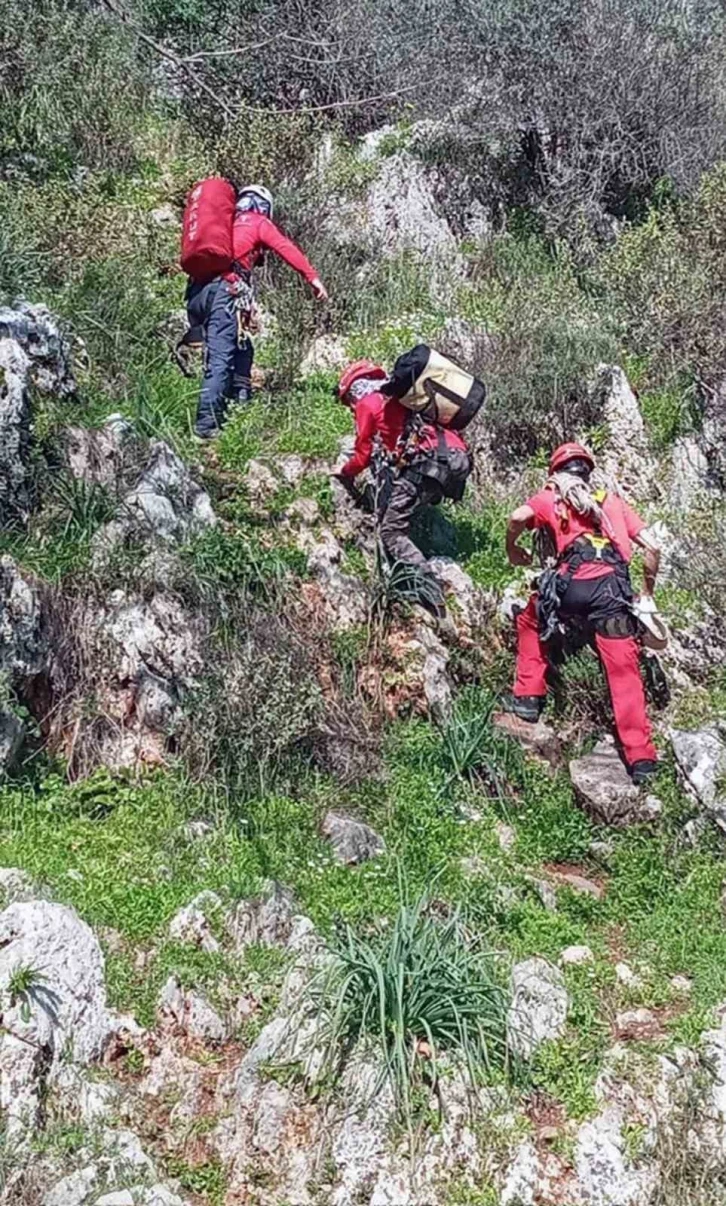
[314,882,511,1122]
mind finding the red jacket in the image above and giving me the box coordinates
[525,487,646,580]
[227,211,318,283]
[341,391,468,478]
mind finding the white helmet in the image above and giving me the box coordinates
[237,184,274,218]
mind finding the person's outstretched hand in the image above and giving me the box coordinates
[508,545,533,568]
[311,278,329,302]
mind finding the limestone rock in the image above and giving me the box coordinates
[0,555,45,678]
[501,1139,541,1206]
[286,497,320,526]
[157,975,226,1044]
[415,621,452,724]
[365,151,461,270]
[429,557,494,634]
[227,881,296,952]
[493,711,560,766]
[575,1106,655,1205]
[299,333,348,378]
[0,901,115,1136]
[560,945,595,966]
[0,711,24,773]
[63,415,134,489]
[670,725,726,830]
[88,588,203,769]
[0,302,75,398]
[669,436,715,513]
[168,891,223,954]
[122,441,216,543]
[593,365,658,501]
[0,866,36,903]
[321,811,385,865]
[0,304,75,523]
[570,741,653,827]
[243,458,279,506]
[306,529,370,630]
[508,957,568,1060]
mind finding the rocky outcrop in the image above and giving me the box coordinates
[78,588,203,771]
[592,365,658,501]
[0,900,116,1137]
[304,529,370,631]
[0,556,47,771]
[507,957,568,1060]
[671,725,726,831]
[0,303,75,524]
[299,333,349,378]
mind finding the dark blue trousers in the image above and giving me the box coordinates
[186,278,254,437]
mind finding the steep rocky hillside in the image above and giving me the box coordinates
[4,3,726,1204]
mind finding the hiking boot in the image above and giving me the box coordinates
[500,692,545,724]
[630,759,659,787]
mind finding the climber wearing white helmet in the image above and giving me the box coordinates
[186,182,328,438]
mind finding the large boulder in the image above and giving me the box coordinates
[121,441,216,544]
[63,414,134,490]
[0,900,116,1136]
[0,555,46,678]
[0,303,75,398]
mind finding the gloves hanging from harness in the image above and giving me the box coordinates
[397,417,471,501]
[537,536,634,642]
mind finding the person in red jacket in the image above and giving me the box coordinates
[335,360,472,620]
[503,442,661,785]
[187,184,328,439]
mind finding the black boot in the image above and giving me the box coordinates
[630,759,659,787]
[500,692,545,724]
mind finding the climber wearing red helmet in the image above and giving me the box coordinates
[335,361,472,623]
[503,442,662,785]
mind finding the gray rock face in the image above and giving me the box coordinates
[227,881,297,952]
[0,866,37,903]
[416,621,452,725]
[306,529,370,631]
[670,725,726,830]
[669,436,715,514]
[89,588,203,770]
[299,333,348,378]
[157,975,226,1044]
[64,414,134,490]
[0,304,75,524]
[0,303,75,398]
[593,365,658,501]
[122,441,216,544]
[508,957,568,1060]
[570,741,656,827]
[429,557,494,635]
[575,1107,655,1205]
[0,555,45,677]
[0,711,24,773]
[168,891,223,953]
[365,150,461,270]
[0,900,115,1136]
[321,812,386,865]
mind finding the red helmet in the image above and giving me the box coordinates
[549,442,595,475]
[337,359,387,399]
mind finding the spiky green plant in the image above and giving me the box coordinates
[313,882,510,1123]
[7,964,46,1024]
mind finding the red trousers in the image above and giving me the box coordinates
[513,594,657,765]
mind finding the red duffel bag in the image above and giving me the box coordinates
[180,176,236,283]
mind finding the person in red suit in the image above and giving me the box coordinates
[503,442,661,785]
[335,360,472,622]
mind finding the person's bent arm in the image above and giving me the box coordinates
[506,504,536,567]
[634,529,661,596]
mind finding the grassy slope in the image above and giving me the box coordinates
[3,79,726,1203]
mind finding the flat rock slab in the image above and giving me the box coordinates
[569,741,658,827]
[544,863,606,900]
[493,712,560,767]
